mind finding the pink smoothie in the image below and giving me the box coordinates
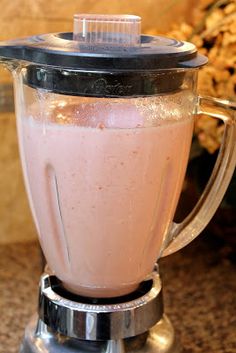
[17,98,193,297]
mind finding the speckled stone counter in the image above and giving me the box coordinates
[0,232,235,353]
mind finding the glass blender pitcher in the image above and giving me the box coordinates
[0,14,235,353]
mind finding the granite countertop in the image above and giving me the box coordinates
[0,230,236,353]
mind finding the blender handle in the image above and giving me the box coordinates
[162,95,236,257]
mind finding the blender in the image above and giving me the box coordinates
[0,14,235,353]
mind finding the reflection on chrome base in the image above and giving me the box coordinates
[20,314,181,353]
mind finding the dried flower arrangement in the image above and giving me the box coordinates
[148,0,235,154]
[168,0,236,154]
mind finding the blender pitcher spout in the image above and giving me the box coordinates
[0,54,22,81]
[0,58,21,76]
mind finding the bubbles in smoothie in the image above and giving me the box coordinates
[27,90,195,129]
[134,90,195,127]
[37,99,144,129]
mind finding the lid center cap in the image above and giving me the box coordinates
[73,14,141,47]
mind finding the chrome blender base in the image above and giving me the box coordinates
[20,272,181,353]
[20,314,181,353]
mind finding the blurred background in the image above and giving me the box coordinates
[0,0,235,244]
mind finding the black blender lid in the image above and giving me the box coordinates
[0,32,207,71]
[0,14,207,70]
[0,14,208,97]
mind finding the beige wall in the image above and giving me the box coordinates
[0,0,196,244]
[0,112,37,243]
[0,0,196,40]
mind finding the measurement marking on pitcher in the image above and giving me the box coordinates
[54,174,71,265]
[47,164,71,267]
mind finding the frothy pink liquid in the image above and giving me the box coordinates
[18,100,193,297]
